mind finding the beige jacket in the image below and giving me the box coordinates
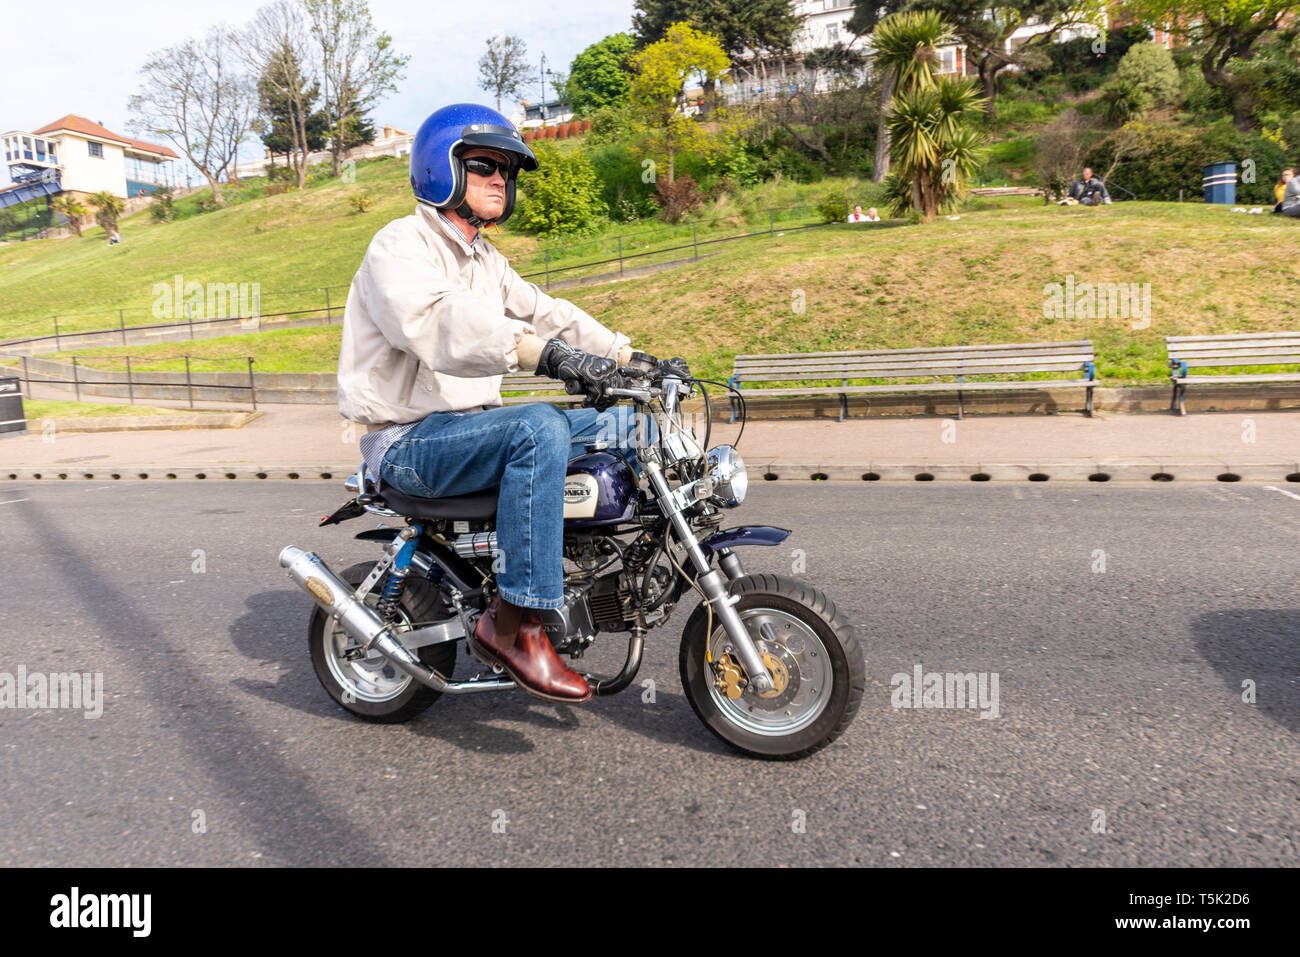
[337,204,631,426]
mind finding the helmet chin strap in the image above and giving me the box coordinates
[454,200,494,229]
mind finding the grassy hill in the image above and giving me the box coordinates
[10,191,1299,385]
[0,154,859,338]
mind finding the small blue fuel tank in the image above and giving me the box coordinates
[563,451,638,527]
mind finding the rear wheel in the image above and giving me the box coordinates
[679,573,864,760]
[308,561,457,723]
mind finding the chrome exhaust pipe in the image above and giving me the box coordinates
[278,546,515,695]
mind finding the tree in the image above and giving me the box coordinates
[1120,0,1298,130]
[886,76,986,220]
[87,191,126,235]
[850,2,928,182]
[774,44,875,170]
[901,0,1104,122]
[1034,108,1106,198]
[50,195,89,236]
[477,34,531,113]
[331,99,376,152]
[632,0,801,60]
[303,0,409,177]
[516,142,606,236]
[243,0,324,190]
[871,11,986,221]
[629,22,732,184]
[566,33,637,116]
[1113,40,1181,105]
[127,25,259,204]
[632,0,801,113]
[257,69,330,174]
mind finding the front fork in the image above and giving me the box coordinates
[641,460,773,693]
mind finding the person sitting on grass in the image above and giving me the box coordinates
[1281,170,1300,219]
[1061,167,1111,206]
[1274,168,1294,214]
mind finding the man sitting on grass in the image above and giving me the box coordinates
[1060,167,1111,206]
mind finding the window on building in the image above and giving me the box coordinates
[825,22,839,42]
[89,141,103,158]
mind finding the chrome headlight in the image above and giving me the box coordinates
[706,445,747,508]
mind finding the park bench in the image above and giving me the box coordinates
[500,372,582,406]
[727,341,1099,421]
[1166,332,1300,415]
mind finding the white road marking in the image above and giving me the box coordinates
[0,498,29,505]
[1263,485,1300,502]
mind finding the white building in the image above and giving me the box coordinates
[1,115,177,211]
[722,2,1103,101]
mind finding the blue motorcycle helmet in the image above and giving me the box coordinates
[410,103,538,227]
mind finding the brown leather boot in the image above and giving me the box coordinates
[469,597,592,703]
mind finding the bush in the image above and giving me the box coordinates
[348,191,374,213]
[1100,79,1153,124]
[1087,118,1289,203]
[148,187,175,223]
[587,142,658,220]
[515,143,607,237]
[1179,66,1230,117]
[817,190,848,223]
[1114,42,1181,108]
[266,164,296,183]
[653,175,703,223]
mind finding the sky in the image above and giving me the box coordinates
[0,0,638,186]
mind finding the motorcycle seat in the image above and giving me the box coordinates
[376,484,499,521]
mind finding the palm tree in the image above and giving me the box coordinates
[869,10,954,185]
[886,77,986,221]
[871,10,985,222]
[86,191,126,237]
[50,195,90,236]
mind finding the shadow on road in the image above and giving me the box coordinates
[231,588,730,757]
[1190,608,1300,733]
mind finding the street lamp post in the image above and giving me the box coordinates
[539,53,549,128]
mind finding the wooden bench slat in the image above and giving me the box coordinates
[1180,355,1300,369]
[1174,351,1300,363]
[1172,373,1300,384]
[735,341,1090,360]
[736,357,1094,377]
[737,367,1090,385]
[747,379,1097,397]
[1167,332,1300,343]
[737,350,1096,366]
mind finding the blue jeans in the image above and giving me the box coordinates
[379,403,658,609]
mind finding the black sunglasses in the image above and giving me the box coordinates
[462,156,515,178]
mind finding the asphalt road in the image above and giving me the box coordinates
[0,480,1296,866]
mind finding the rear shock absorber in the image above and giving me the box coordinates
[376,529,420,621]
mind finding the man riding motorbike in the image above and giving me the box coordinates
[337,103,684,704]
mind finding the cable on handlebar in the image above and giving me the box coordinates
[693,378,745,450]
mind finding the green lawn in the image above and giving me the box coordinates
[24,196,1300,385]
[22,400,226,418]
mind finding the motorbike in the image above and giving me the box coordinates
[279,352,864,759]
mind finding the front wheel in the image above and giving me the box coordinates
[679,573,864,760]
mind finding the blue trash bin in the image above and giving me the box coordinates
[1202,162,1236,205]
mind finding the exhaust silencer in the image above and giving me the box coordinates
[278,546,513,695]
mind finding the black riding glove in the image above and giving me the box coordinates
[653,356,692,382]
[536,338,621,410]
